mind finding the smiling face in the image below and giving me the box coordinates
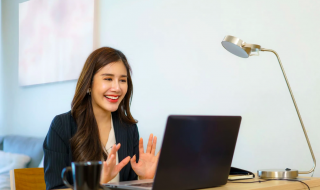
[91,60,128,115]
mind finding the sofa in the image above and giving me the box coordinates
[0,135,44,190]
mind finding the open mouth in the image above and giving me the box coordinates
[104,95,120,102]
[104,95,119,100]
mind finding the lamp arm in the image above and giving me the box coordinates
[261,48,316,174]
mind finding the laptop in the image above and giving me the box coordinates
[104,115,241,190]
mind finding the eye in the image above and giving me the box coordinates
[120,79,127,83]
[104,78,112,81]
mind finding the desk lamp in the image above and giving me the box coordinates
[221,35,316,179]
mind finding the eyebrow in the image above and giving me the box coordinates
[101,74,127,77]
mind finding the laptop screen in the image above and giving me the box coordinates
[152,115,241,190]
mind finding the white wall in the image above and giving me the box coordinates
[0,0,5,135]
[100,0,320,177]
[1,0,77,137]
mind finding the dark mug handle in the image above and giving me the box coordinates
[61,167,74,189]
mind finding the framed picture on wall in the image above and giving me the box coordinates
[19,0,95,86]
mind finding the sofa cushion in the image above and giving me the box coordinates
[0,151,31,174]
[0,151,31,190]
[3,135,44,168]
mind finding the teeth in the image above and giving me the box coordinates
[105,96,119,100]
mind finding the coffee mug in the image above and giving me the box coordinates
[61,161,103,190]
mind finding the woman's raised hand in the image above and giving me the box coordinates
[100,143,130,184]
[130,134,160,180]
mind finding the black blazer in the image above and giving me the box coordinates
[43,111,139,190]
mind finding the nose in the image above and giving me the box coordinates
[111,80,121,92]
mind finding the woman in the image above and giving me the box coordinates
[43,47,159,189]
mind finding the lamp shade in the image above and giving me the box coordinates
[221,35,251,58]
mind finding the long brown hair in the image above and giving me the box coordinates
[70,47,137,162]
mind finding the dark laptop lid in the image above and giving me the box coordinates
[153,115,241,190]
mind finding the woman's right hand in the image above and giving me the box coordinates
[100,143,131,184]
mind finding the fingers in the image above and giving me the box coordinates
[102,154,116,177]
[115,156,131,172]
[151,136,157,155]
[101,154,124,184]
[107,154,116,166]
[108,143,121,160]
[107,144,116,160]
[130,155,137,169]
[105,143,120,173]
[141,134,158,155]
[156,150,160,158]
[146,134,153,154]
[139,138,144,155]
[131,154,137,163]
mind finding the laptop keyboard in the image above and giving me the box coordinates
[129,182,153,187]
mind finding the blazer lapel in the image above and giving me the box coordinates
[112,112,127,182]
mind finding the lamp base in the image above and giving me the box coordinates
[258,169,298,179]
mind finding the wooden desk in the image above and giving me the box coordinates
[59,176,320,190]
[199,176,320,190]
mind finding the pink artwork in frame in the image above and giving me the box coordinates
[19,0,94,86]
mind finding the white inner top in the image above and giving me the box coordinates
[105,116,119,183]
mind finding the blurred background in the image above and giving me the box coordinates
[1,0,320,177]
